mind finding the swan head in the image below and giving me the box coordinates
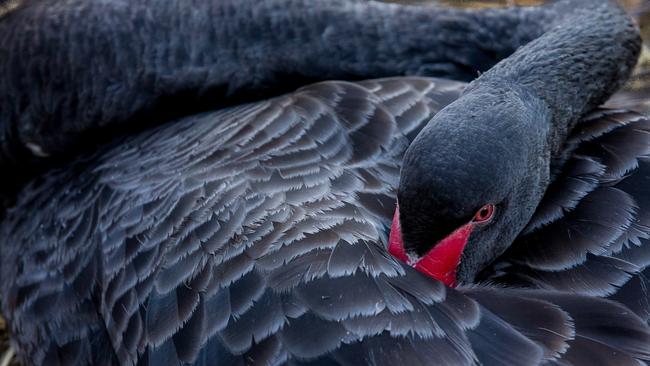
[390,87,550,286]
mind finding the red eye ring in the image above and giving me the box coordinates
[472,204,495,223]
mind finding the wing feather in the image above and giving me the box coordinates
[3,78,650,366]
[484,108,650,302]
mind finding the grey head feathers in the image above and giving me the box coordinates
[396,0,641,283]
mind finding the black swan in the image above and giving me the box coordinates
[1,0,650,365]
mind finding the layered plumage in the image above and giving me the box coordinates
[2,77,650,365]
[483,109,650,293]
[0,0,574,207]
[1,0,650,365]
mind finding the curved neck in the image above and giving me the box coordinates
[0,0,639,209]
[0,0,558,166]
[467,0,640,155]
[396,0,640,281]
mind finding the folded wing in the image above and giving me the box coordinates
[2,78,649,366]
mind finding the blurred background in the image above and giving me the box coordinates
[1,1,649,365]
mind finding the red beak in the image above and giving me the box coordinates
[388,203,474,287]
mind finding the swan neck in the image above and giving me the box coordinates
[469,0,641,151]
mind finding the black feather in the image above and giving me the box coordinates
[3,77,650,365]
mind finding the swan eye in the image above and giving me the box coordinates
[472,204,494,223]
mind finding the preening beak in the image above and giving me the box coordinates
[388,204,474,287]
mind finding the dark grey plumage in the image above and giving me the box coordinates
[397,0,640,283]
[3,77,650,366]
[1,0,650,365]
[0,0,569,208]
[482,109,650,293]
